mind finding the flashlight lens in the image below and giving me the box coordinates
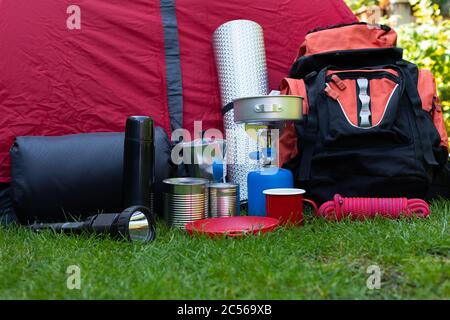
[128,211,151,242]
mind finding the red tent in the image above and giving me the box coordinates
[0,0,355,182]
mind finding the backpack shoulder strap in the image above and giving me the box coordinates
[417,69,449,150]
[399,61,439,166]
[297,69,328,181]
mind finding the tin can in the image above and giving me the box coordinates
[209,183,239,218]
[163,177,209,229]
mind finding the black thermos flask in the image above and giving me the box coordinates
[122,116,155,211]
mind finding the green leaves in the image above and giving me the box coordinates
[345,0,378,11]
[398,0,450,134]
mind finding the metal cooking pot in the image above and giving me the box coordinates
[233,95,303,124]
[181,138,226,182]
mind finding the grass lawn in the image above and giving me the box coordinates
[0,200,448,300]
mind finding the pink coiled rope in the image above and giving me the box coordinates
[317,194,430,220]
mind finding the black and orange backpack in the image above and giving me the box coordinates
[279,23,449,204]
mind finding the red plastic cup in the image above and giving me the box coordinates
[263,188,318,225]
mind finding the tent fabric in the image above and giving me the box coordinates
[176,0,355,133]
[0,0,356,183]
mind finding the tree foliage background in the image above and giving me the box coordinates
[345,0,450,136]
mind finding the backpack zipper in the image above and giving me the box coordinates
[326,71,400,83]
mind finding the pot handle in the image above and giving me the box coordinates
[253,103,283,113]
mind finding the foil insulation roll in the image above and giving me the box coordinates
[213,20,269,202]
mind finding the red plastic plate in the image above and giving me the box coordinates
[185,216,280,238]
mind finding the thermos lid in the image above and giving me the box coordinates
[125,116,154,141]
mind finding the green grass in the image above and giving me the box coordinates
[0,201,449,300]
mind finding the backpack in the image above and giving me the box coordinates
[279,23,449,205]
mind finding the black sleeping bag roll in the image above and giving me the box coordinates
[10,129,174,224]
